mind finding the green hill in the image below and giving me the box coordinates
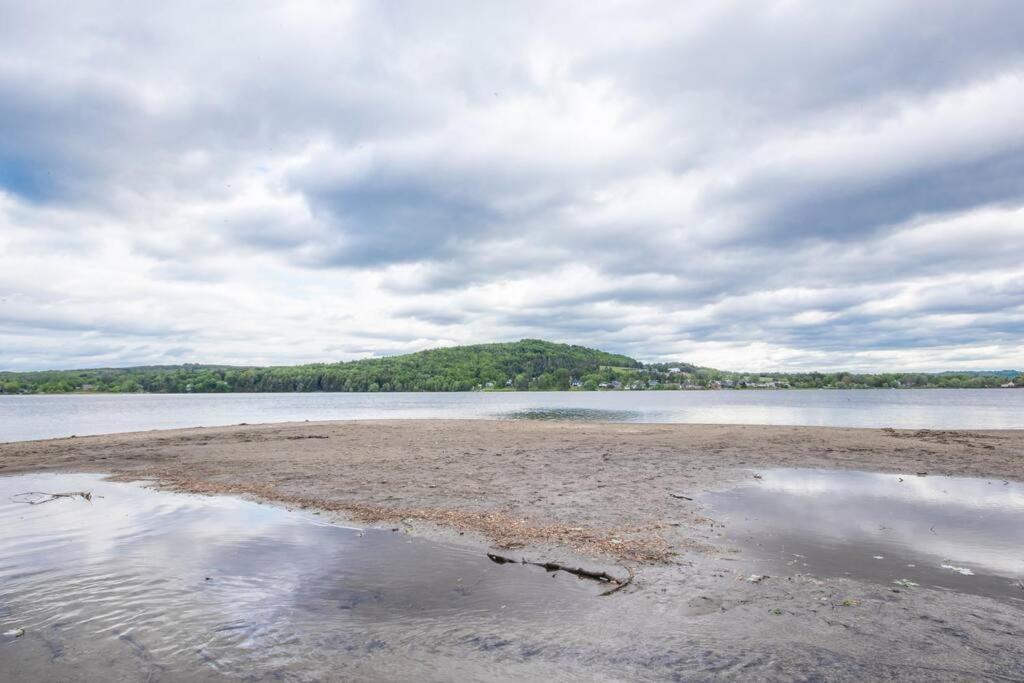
[0,340,640,394]
[2,340,1020,394]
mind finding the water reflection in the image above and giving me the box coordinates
[706,469,1024,600]
[0,473,595,680]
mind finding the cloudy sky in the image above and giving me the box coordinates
[2,1,1023,372]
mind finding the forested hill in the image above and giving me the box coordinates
[1,339,1021,394]
[0,340,640,394]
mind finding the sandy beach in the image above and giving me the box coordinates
[3,420,1024,680]
[2,420,1022,562]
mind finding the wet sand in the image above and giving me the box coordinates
[3,421,1024,680]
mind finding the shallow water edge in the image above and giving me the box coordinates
[2,469,1024,681]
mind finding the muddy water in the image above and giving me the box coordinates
[705,469,1024,601]
[0,473,605,681]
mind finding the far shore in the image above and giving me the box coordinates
[2,385,1021,396]
[2,419,1022,563]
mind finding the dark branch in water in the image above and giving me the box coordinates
[12,491,93,505]
[486,552,634,596]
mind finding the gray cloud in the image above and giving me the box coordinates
[1,1,1023,371]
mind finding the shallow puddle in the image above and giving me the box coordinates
[0,473,600,680]
[705,469,1024,601]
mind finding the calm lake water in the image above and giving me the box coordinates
[1,389,1022,442]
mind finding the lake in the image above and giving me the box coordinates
[1,389,1022,442]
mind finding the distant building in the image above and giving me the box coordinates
[668,367,681,374]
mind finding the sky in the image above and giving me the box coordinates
[1,1,1023,372]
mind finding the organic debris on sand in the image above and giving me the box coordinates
[165,477,678,563]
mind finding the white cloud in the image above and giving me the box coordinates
[1,1,1023,371]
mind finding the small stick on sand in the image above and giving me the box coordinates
[487,552,634,595]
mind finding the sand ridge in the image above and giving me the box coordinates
[2,420,1022,562]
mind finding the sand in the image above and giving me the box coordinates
[2,420,1022,562]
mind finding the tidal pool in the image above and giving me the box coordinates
[0,473,603,681]
[705,469,1024,601]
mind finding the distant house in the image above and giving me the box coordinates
[570,378,583,388]
[647,379,659,387]
[668,367,681,374]
[1002,381,1016,388]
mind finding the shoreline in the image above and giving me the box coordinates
[3,419,1023,563]
[4,420,1024,678]
[2,385,1020,397]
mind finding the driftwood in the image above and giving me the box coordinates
[11,491,93,505]
[669,493,693,501]
[487,552,634,596]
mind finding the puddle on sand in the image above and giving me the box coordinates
[705,468,1024,601]
[0,473,601,681]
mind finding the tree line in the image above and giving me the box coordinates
[1,339,1019,394]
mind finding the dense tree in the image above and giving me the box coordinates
[0,340,1016,394]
